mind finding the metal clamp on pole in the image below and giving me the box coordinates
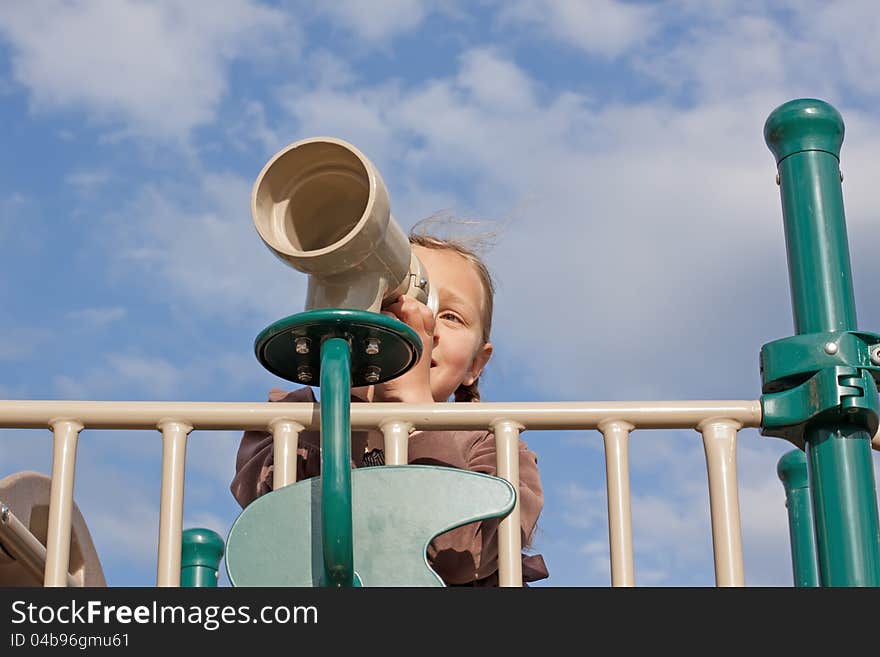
[761,330,880,448]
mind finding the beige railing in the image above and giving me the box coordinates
[2,398,876,587]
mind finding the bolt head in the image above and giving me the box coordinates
[296,365,313,383]
[295,337,310,355]
[365,338,380,355]
[871,346,880,366]
[364,366,381,383]
[824,342,839,355]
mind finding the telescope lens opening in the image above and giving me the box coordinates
[274,143,370,254]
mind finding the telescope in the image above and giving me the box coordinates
[251,136,438,315]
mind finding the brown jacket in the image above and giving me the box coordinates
[230,387,549,585]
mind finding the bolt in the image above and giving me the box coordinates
[365,338,380,355]
[871,346,880,366]
[824,342,839,355]
[297,365,313,383]
[0,504,8,524]
[295,337,310,355]
[846,407,859,414]
[840,169,844,182]
[364,366,381,384]
[775,173,781,185]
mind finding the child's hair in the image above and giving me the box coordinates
[409,216,497,403]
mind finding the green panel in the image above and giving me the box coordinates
[319,337,354,587]
[777,450,819,587]
[225,466,516,587]
[180,528,225,588]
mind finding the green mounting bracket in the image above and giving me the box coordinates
[254,308,422,388]
[760,331,880,447]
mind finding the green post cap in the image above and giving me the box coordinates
[764,98,844,164]
[181,528,225,569]
[777,449,810,491]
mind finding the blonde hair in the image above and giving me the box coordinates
[409,217,497,402]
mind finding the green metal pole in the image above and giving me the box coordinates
[319,337,355,587]
[777,450,819,587]
[765,98,880,586]
[180,528,225,587]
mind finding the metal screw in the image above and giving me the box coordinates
[295,337,310,355]
[0,504,8,524]
[297,365,313,383]
[824,342,839,355]
[364,366,381,384]
[775,173,781,186]
[365,338,380,355]
[840,169,844,182]
[870,346,880,366]
[846,407,859,414]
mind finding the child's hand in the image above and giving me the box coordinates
[371,295,436,403]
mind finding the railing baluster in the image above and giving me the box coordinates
[599,420,635,587]
[45,419,82,587]
[271,420,304,488]
[380,420,412,466]
[698,419,745,586]
[492,420,524,587]
[156,420,191,587]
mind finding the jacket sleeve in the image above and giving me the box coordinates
[426,432,545,585]
[229,387,317,509]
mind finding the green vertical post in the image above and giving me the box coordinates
[319,337,355,587]
[765,98,880,586]
[777,450,819,587]
[180,528,225,587]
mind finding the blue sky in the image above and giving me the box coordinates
[1,0,879,587]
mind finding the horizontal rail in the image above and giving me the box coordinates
[0,400,763,431]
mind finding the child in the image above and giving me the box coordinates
[230,231,548,586]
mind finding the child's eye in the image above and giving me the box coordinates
[439,312,463,324]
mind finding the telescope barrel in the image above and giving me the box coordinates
[252,137,435,314]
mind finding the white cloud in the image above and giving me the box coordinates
[54,354,183,399]
[108,171,300,324]
[313,0,434,44]
[787,1,880,100]
[52,347,270,401]
[455,48,537,113]
[497,0,660,58]
[0,0,293,139]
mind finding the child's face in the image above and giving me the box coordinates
[413,245,493,402]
